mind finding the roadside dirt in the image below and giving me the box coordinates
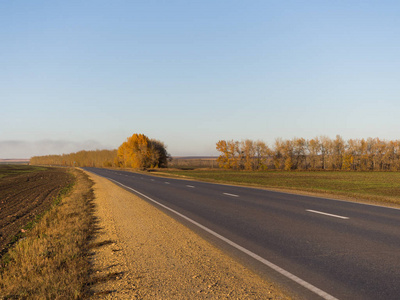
[0,168,73,254]
[85,171,291,299]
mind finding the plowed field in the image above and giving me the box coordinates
[0,166,73,254]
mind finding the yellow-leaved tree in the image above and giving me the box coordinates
[117,133,170,169]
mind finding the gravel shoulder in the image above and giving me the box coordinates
[85,171,291,299]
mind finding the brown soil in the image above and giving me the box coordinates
[85,171,291,299]
[0,168,73,254]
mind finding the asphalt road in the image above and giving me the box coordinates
[84,167,400,300]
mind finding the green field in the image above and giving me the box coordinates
[0,165,47,179]
[154,169,400,206]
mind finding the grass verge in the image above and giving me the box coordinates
[0,181,75,261]
[152,169,400,207]
[0,169,94,299]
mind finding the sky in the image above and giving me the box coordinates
[1,1,400,158]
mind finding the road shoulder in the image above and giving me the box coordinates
[85,170,291,299]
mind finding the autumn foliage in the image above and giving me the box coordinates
[116,134,170,169]
[30,150,117,167]
[216,136,400,171]
[31,134,170,169]
[216,140,270,170]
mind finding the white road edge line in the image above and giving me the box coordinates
[105,176,338,300]
[165,182,170,184]
[223,192,239,197]
[306,209,349,220]
[186,185,195,188]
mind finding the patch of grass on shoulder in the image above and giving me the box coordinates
[0,169,94,299]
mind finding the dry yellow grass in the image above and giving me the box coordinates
[1,168,292,299]
[0,169,94,299]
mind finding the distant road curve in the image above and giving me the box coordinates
[84,167,400,300]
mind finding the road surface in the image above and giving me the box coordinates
[84,168,400,300]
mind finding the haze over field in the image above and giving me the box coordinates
[1,1,399,158]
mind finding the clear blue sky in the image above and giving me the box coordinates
[1,1,399,158]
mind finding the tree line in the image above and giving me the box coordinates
[30,149,118,167]
[216,136,400,171]
[31,134,170,169]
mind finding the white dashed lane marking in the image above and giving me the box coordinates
[306,209,349,220]
[223,193,239,197]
